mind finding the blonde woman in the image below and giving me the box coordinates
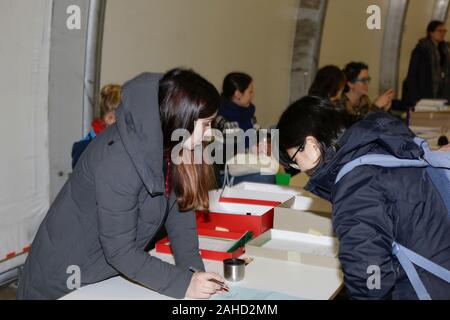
[71,84,121,168]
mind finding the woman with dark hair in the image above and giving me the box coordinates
[339,62,394,117]
[213,72,274,185]
[18,69,226,300]
[214,72,259,135]
[405,20,450,104]
[308,65,346,105]
[277,96,450,300]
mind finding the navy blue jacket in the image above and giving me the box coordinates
[71,131,95,169]
[218,100,256,132]
[306,112,450,300]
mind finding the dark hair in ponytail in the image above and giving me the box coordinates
[222,72,253,100]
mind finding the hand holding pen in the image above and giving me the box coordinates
[185,267,229,299]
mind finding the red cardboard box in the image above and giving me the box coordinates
[155,228,246,261]
[196,200,274,237]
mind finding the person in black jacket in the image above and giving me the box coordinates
[277,96,450,299]
[17,69,225,300]
[404,21,450,105]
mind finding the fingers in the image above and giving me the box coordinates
[202,279,222,291]
[191,272,228,298]
[196,292,212,300]
[203,272,225,283]
[200,283,222,295]
[439,145,450,152]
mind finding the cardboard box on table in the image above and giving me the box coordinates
[196,198,275,237]
[274,192,334,237]
[156,228,246,261]
[245,229,341,269]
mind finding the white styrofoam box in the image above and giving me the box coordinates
[274,195,333,236]
[284,194,332,213]
[232,182,301,196]
[209,187,295,205]
[207,198,273,217]
[246,229,340,269]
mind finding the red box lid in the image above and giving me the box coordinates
[155,228,246,261]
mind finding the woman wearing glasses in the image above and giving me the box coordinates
[277,96,450,299]
[338,62,394,118]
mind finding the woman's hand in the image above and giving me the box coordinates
[374,89,394,111]
[185,272,226,299]
[250,141,272,156]
[439,144,450,152]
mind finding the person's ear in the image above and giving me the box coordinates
[347,81,355,91]
[233,90,242,101]
[305,136,321,162]
[104,112,116,126]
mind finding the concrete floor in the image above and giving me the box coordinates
[0,281,18,300]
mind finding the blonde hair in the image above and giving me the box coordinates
[99,84,121,119]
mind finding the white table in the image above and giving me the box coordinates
[410,126,449,150]
[61,250,343,300]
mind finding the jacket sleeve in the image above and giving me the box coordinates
[164,195,205,272]
[95,153,193,299]
[332,166,397,300]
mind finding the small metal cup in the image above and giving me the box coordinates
[223,258,245,282]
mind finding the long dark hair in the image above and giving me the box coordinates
[277,96,357,174]
[222,72,253,100]
[159,68,220,211]
[308,65,346,100]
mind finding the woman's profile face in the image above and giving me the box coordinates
[234,82,254,107]
[349,69,370,97]
[182,113,217,151]
[286,137,321,175]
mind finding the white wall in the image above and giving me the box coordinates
[319,0,390,99]
[101,0,300,128]
[0,0,52,272]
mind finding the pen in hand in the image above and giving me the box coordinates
[189,267,230,292]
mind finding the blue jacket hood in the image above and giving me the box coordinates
[306,112,423,201]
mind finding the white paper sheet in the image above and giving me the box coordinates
[212,286,302,300]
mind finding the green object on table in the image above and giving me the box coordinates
[227,231,253,253]
[275,173,291,186]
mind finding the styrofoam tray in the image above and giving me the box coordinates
[258,229,338,257]
[208,198,273,217]
[232,182,300,196]
[210,188,295,205]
